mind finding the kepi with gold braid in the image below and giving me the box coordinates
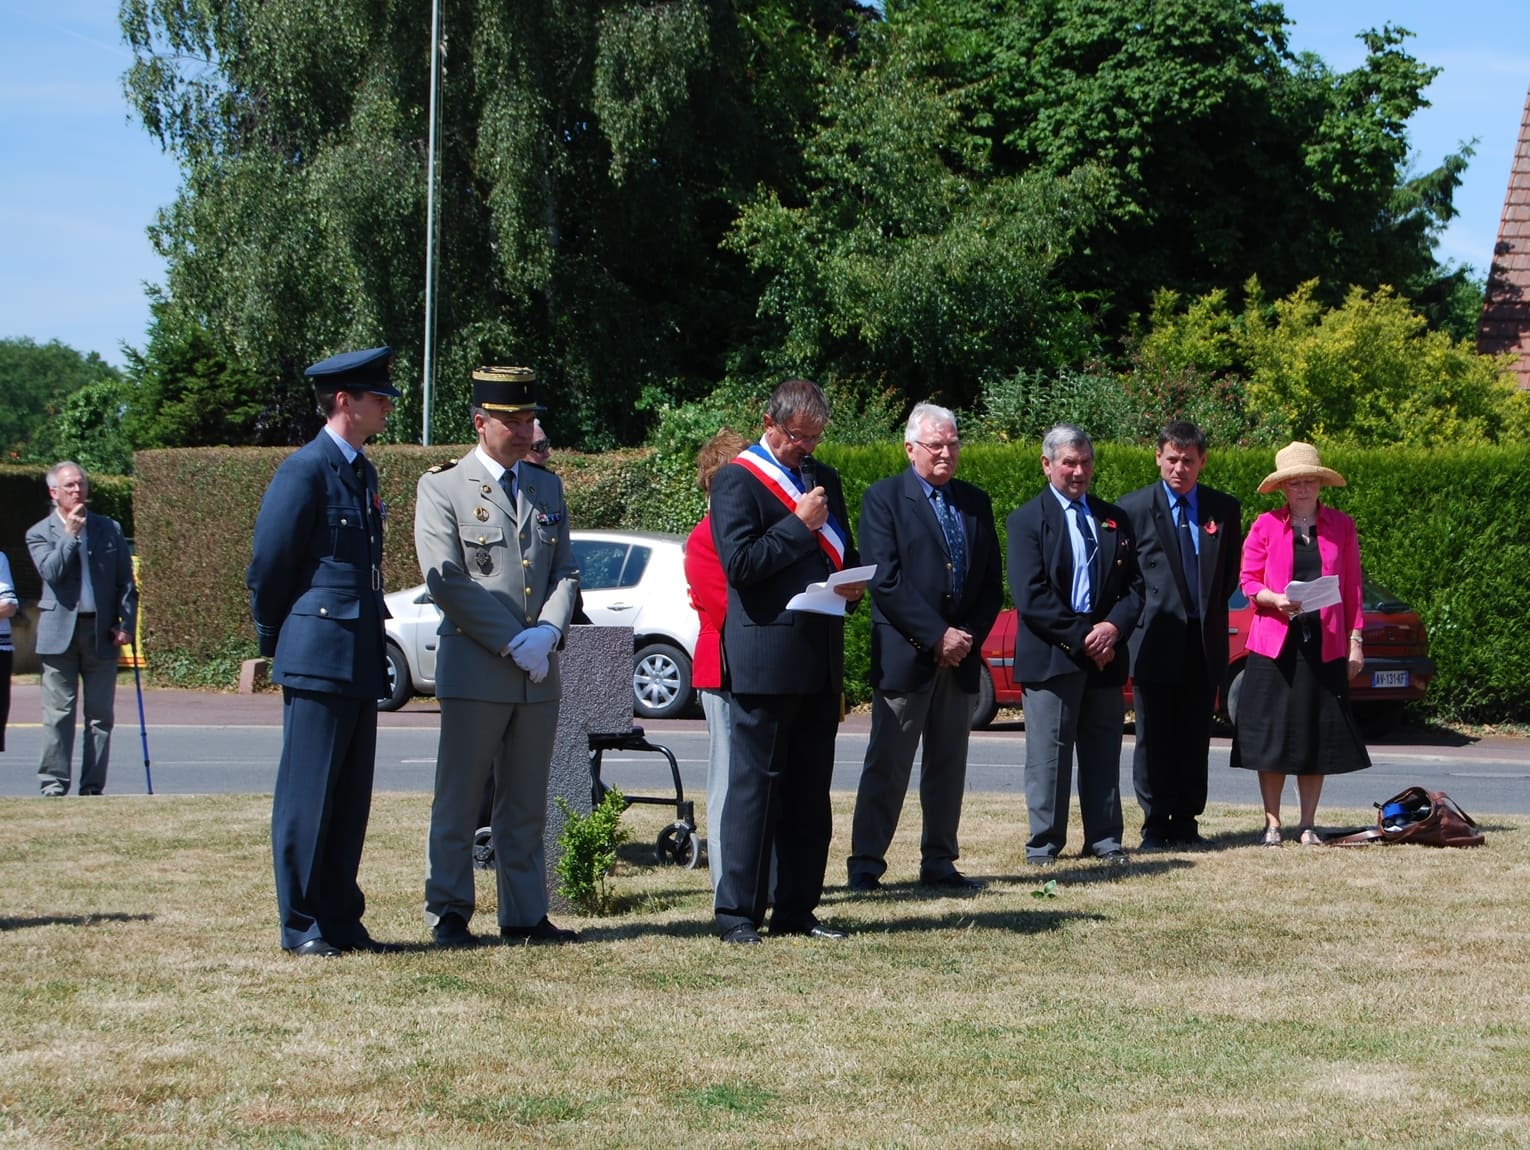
[471,365,543,413]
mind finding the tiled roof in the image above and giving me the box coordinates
[1479,81,1530,389]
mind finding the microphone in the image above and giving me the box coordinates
[799,455,818,493]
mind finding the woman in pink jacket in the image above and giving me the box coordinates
[1234,442,1370,845]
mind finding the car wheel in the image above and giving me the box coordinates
[632,642,693,720]
[1225,666,1245,728]
[970,666,998,730]
[379,643,412,712]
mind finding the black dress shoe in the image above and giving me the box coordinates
[720,924,763,944]
[771,919,848,940]
[40,785,67,798]
[339,933,401,954]
[920,870,986,891]
[1139,834,1170,851]
[501,916,579,944]
[288,938,342,958]
[847,874,881,893]
[432,912,477,949]
[1174,832,1210,850]
[1093,849,1129,866]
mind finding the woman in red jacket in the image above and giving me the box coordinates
[684,428,750,891]
[1235,442,1370,845]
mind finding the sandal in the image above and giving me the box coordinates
[1261,826,1282,848]
[1299,827,1322,846]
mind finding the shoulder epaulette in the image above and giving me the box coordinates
[426,457,459,474]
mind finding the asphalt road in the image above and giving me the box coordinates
[4,685,1528,820]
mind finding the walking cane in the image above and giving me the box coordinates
[132,658,152,795]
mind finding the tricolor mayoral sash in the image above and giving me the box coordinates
[731,443,847,571]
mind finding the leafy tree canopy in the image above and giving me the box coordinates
[0,338,124,465]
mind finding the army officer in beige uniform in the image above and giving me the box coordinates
[416,366,582,946]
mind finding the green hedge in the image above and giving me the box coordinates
[130,441,1530,722]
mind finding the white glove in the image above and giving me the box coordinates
[509,624,559,682]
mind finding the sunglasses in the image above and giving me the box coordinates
[531,439,550,453]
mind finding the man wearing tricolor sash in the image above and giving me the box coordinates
[708,379,866,944]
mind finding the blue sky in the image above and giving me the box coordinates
[2,2,1528,367]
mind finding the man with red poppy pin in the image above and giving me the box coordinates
[1006,424,1142,866]
[1119,421,1242,850]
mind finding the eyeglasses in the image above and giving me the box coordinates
[531,439,550,453]
[775,423,825,448]
[914,439,961,454]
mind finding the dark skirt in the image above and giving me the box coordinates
[1231,621,1371,776]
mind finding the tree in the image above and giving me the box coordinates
[891,0,1469,336]
[1136,278,1530,446]
[122,301,267,449]
[122,0,873,447]
[728,16,1109,412]
[0,338,121,463]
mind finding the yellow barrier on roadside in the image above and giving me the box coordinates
[118,554,146,669]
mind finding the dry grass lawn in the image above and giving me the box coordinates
[1,791,1527,1149]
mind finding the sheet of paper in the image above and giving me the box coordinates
[1284,574,1341,613]
[786,563,877,616]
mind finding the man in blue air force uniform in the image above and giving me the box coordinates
[247,346,398,957]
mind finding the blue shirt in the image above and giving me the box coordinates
[1163,481,1200,557]
[1048,485,1095,613]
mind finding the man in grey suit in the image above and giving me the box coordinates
[1006,425,1142,866]
[27,462,137,796]
[416,365,581,947]
[1119,421,1242,849]
[847,403,1002,893]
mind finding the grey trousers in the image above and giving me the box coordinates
[38,618,118,794]
[1020,670,1125,859]
[701,688,734,892]
[848,667,974,882]
[425,696,558,930]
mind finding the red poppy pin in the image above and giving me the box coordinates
[1203,519,1218,535]
[1101,518,1117,531]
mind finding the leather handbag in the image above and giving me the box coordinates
[1326,786,1486,848]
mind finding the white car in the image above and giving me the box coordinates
[380,529,699,719]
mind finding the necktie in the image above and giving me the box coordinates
[500,467,517,506]
[932,486,967,602]
[1071,500,1097,609]
[1176,496,1201,618]
[352,453,367,488]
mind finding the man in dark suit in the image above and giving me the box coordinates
[415,366,581,948]
[1007,423,1143,866]
[709,378,867,943]
[1119,421,1243,849]
[27,462,137,796]
[247,346,398,957]
[847,403,1002,893]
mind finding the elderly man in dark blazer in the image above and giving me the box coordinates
[415,366,582,948]
[27,461,137,796]
[1119,421,1242,849]
[247,346,397,957]
[709,378,867,944]
[1007,424,1142,866]
[847,402,1002,893]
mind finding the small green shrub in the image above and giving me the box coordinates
[555,788,628,915]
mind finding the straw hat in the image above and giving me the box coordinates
[1257,441,1346,494]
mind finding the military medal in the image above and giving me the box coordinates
[475,548,493,574]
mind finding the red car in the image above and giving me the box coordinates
[972,579,1434,730]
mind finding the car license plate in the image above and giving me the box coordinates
[1371,670,1409,689]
